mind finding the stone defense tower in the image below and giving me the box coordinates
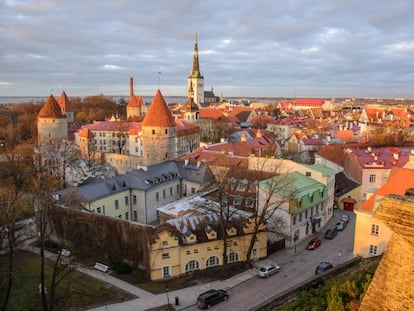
[141,90,176,166]
[37,94,68,144]
[126,77,144,119]
[188,33,204,106]
[58,91,74,123]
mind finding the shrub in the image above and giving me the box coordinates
[111,261,132,275]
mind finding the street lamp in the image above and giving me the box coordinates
[165,286,170,310]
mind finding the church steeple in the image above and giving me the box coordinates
[188,32,204,106]
[191,32,201,78]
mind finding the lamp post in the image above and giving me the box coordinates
[165,286,170,310]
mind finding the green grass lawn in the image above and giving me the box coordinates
[0,250,135,311]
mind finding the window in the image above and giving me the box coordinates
[97,207,101,214]
[133,195,137,205]
[125,212,129,220]
[115,200,119,209]
[193,249,199,254]
[369,245,378,255]
[152,130,155,135]
[306,172,311,177]
[293,215,297,225]
[185,260,199,272]
[246,197,255,208]
[162,253,170,259]
[206,256,219,268]
[191,187,196,194]
[125,196,129,205]
[163,189,166,199]
[170,187,173,196]
[186,250,191,255]
[299,213,302,222]
[369,174,376,183]
[371,224,379,236]
[156,192,159,202]
[133,211,137,221]
[165,129,168,134]
[162,266,170,279]
[162,241,168,246]
[234,195,241,205]
[177,184,180,194]
[227,252,239,263]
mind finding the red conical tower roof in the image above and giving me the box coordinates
[38,95,65,118]
[58,91,73,112]
[142,90,175,127]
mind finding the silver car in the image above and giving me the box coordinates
[257,264,281,278]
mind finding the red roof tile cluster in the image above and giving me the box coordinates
[80,121,142,132]
[142,90,176,127]
[294,99,324,107]
[359,167,414,212]
[58,91,73,112]
[38,95,65,118]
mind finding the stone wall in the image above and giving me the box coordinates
[359,194,414,310]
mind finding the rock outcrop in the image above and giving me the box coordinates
[359,194,414,310]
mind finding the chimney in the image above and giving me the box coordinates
[256,129,262,139]
[368,146,372,153]
[130,77,134,97]
[393,153,399,160]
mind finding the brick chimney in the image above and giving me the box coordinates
[130,77,134,97]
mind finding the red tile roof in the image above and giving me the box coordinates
[127,95,144,108]
[79,128,95,138]
[351,147,410,169]
[38,95,65,118]
[294,99,324,107]
[58,91,73,112]
[316,145,346,167]
[359,167,414,212]
[142,90,175,127]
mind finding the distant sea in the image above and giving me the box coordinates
[0,96,189,105]
[0,95,280,106]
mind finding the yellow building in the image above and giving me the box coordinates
[353,168,414,258]
[149,216,267,280]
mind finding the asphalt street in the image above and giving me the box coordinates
[183,210,356,311]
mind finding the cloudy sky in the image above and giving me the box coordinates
[1,0,414,98]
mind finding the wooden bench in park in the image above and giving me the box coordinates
[94,262,109,273]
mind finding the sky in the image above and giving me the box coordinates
[1,0,414,99]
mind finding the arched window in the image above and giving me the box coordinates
[227,252,239,263]
[185,260,199,273]
[206,256,220,268]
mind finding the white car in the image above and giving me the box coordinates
[340,214,350,224]
[257,264,281,278]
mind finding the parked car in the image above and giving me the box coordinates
[336,221,346,231]
[306,237,322,250]
[197,289,228,309]
[324,228,338,239]
[341,214,350,224]
[257,264,281,278]
[315,262,333,275]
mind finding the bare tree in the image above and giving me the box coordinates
[244,157,295,265]
[114,121,129,154]
[0,142,34,311]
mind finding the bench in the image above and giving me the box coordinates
[94,262,109,273]
[61,249,71,257]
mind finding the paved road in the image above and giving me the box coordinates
[183,210,356,311]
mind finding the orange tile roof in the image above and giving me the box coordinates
[358,167,414,212]
[142,90,175,127]
[316,145,346,167]
[38,95,65,118]
[127,95,144,108]
[58,91,73,112]
[79,127,95,138]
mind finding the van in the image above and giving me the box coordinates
[197,289,228,309]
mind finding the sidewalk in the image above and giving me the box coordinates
[19,210,354,311]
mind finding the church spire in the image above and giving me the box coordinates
[191,32,201,77]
